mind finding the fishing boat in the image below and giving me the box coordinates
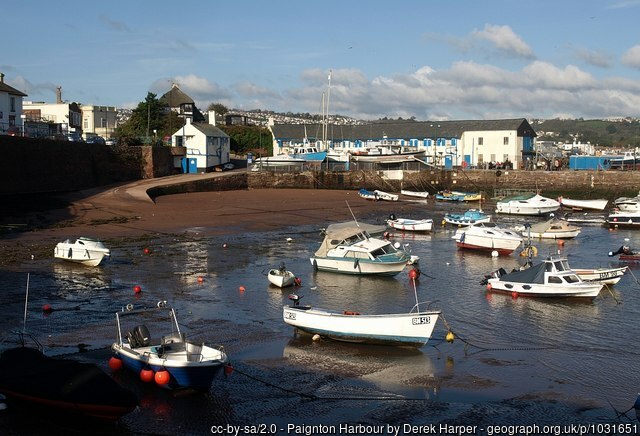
[515,218,581,239]
[288,145,327,162]
[435,190,465,202]
[484,255,604,298]
[452,222,523,255]
[495,193,560,216]
[386,215,433,232]
[310,221,416,276]
[358,188,399,201]
[282,294,440,347]
[557,196,608,211]
[0,333,137,422]
[267,264,298,288]
[443,209,491,226]
[606,210,640,228]
[53,237,111,267]
[573,266,628,285]
[400,189,429,199]
[111,301,229,391]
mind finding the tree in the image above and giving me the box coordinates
[116,93,183,145]
[219,125,273,155]
[207,103,229,116]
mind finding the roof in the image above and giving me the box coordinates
[191,122,229,138]
[159,85,194,107]
[271,118,537,142]
[0,82,27,97]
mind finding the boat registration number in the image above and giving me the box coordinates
[412,316,432,325]
[285,311,296,320]
[599,271,617,279]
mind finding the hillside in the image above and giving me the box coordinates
[530,118,640,148]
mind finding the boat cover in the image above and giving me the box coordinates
[314,221,387,257]
[497,261,547,284]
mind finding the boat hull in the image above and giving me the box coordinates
[283,306,440,347]
[573,267,627,285]
[559,197,608,211]
[54,238,110,266]
[444,210,491,226]
[387,218,433,232]
[487,280,603,298]
[310,257,408,276]
[452,228,522,254]
[268,269,296,287]
[400,189,429,199]
[113,344,226,391]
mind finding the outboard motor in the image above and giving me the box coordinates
[389,213,396,221]
[288,294,302,306]
[127,325,151,348]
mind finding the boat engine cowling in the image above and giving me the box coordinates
[127,325,151,348]
[389,213,396,221]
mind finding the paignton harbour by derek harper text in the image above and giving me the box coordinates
[210,422,639,436]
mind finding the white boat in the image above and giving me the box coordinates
[268,265,298,288]
[495,193,560,216]
[613,194,640,212]
[562,212,607,225]
[400,189,429,199]
[452,222,523,255]
[557,196,608,211]
[358,188,399,201]
[516,219,581,239]
[573,266,628,285]
[53,237,111,266]
[310,221,415,276]
[386,216,433,232]
[607,210,640,228]
[609,151,640,169]
[485,256,604,298]
[283,295,440,347]
[443,209,491,226]
[111,301,228,391]
[351,147,425,164]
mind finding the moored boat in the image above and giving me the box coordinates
[452,222,523,255]
[54,237,111,267]
[606,210,640,228]
[516,218,581,239]
[485,255,604,298]
[283,294,440,347]
[310,221,415,276]
[558,196,608,211]
[111,301,229,391]
[613,193,640,212]
[443,209,491,226]
[386,216,433,232]
[573,266,628,285]
[400,189,429,199]
[495,193,560,216]
[268,264,299,288]
[358,189,399,201]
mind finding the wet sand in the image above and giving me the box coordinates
[0,177,629,434]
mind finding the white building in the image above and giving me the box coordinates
[81,105,118,139]
[171,111,231,172]
[0,73,27,135]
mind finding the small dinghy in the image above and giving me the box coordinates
[268,264,299,288]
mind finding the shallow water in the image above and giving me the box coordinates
[1,200,640,432]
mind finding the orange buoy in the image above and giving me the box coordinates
[140,367,154,383]
[239,286,246,292]
[224,364,234,377]
[197,276,204,283]
[486,283,492,291]
[557,240,565,246]
[108,356,123,371]
[154,369,170,385]
[133,285,142,294]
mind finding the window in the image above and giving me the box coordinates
[477,154,484,164]
[503,137,509,145]
[10,97,15,112]
[478,137,483,146]
[503,154,509,162]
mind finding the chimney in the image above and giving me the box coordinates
[0,73,4,83]
[208,110,216,126]
[56,86,62,104]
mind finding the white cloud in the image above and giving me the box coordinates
[622,45,640,69]
[573,47,613,68]
[471,24,535,59]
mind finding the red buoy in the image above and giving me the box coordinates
[154,369,170,385]
[408,268,420,280]
[197,276,204,283]
[294,277,302,286]
[42,304,53,313]
[108,356,123,371]
[486,283,492,291]
[511,291,518,299]
[133,285,142,294]
[143,247,151,254]
[224,364,234,377]
[239,286,245,292]
[140,367,154,383]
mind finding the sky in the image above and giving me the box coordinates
[3,0,640,121]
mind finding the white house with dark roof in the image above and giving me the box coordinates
[0,73,27,135]
[171,111,230,172]
[269,118,537,169]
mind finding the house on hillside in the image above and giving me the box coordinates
[171,111,230,173]
[0,73,27,135]
[159,83,205,125]
[269,118,537,169]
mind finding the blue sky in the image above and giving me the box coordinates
[3,0,640,121]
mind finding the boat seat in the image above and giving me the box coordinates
[162,332,185,345]
[185,342,204,362]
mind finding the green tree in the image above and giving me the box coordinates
[116,93,182,145]
[219,125,273,155]
[207,103,229,116]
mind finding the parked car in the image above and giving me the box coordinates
[85,136,106,145]
[66,132,84,142]
[105,138,116,146]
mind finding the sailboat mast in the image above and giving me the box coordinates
[324,70,332,150]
